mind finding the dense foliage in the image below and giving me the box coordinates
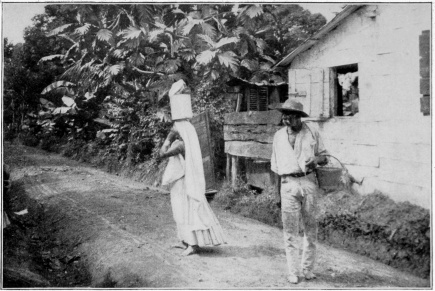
[3,4,326,173]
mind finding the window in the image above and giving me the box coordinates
[333,63,359,117]
[246,86,269,111]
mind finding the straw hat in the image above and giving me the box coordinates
[271,99,309,117]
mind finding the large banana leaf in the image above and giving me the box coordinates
[39,54,65,63]
[41,81,76,95]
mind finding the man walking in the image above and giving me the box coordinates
[270,99,328,284]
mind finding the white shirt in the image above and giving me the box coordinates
[271,123,327,175]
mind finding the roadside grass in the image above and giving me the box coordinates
[213,180,430,279]
[3,178,92,287]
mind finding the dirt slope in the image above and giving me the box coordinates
[3,143,430,288]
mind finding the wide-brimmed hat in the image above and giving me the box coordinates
[270,99,309,117]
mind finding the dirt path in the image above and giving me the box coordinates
[4,143,430,288]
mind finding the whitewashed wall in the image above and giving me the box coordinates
[290,4,431,208]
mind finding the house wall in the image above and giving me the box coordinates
[289,4,431,208]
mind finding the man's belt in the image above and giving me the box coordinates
[283,171,313,178]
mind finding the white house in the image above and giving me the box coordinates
[274,4,431,208]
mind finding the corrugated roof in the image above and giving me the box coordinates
[273,5,364,68]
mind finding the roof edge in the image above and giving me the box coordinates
[273,5,364,68]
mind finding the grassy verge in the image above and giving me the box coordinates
[3,180,92,287]
[212,181,430,279]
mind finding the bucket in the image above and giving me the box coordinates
[315,155,345,192]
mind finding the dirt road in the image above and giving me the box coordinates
[4,143,430,288]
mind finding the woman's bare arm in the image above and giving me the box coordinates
[159,139,185,159]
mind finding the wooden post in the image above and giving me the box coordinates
[226,154,231,182]
[231,155,238,188]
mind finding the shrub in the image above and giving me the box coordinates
[19,132,40,147]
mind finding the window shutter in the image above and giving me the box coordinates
[420,30,430,115]
[288,68,326,117]
[258,87,269,111]
[248,87,258,111]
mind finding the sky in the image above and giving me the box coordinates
[2,2,344,44]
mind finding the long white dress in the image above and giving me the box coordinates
[162,121,226,246]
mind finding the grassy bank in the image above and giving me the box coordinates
[212,182,430,279]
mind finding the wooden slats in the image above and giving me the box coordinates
[224,111,282,125]
[191,111,215,189]
[224,124,280,143]
[258,87,269,111]
[225,141,273,160]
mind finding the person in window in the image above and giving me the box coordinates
[270,99,328,284]
[159,120,226,256]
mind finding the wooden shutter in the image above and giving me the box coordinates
[248,88,258,111]
[288,68,326,117]
[420,30,430,115]
[258,87,269,111]
[247,86,269,111]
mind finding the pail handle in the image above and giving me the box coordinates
[317,154,346,170]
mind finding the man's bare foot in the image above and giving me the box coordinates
[182,245,198,256]
[287,275,299,284]
[303,270,316,280]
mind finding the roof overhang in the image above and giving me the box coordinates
[227,77,287,87]
[273,5,364,68]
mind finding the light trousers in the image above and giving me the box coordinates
[280,173,318,277]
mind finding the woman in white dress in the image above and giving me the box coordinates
[159,120,226,256]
